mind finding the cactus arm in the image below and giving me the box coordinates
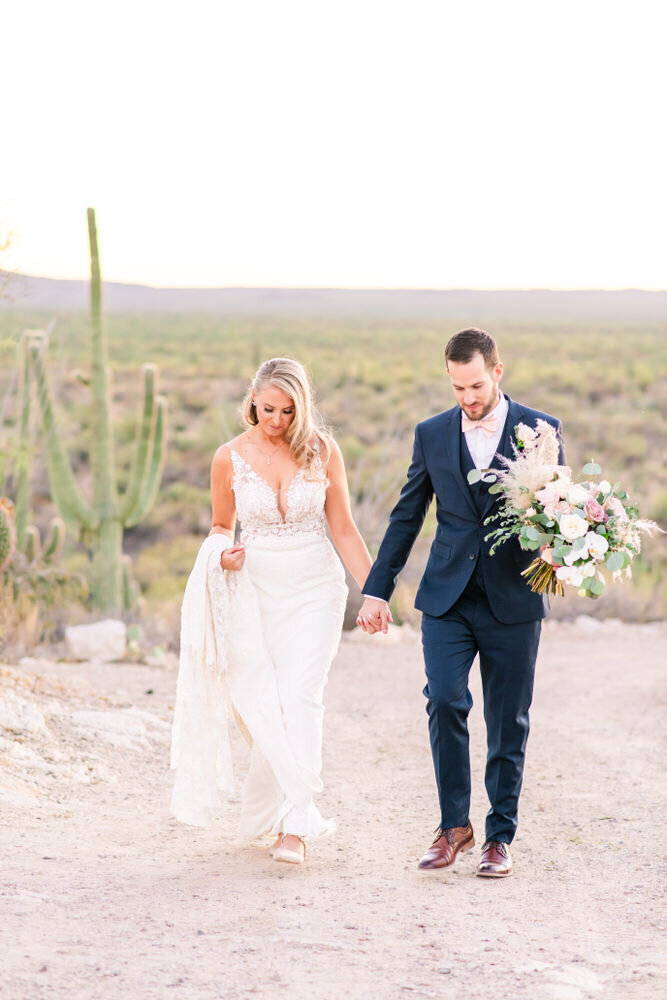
[124,395,167,527]
[43,517,66,563]
[29,341,96,531]
[14,334,32,547]
[87,208,118,521]
[120,363,157,523]
[24,525,41,563]
[0,498,17,572]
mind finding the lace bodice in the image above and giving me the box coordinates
[230,449,328,542]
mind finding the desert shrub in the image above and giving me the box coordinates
[133,535,202,602]
[650,491,667,524]
[0,553,87,658]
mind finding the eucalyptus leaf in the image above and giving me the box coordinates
[481,472,498,484]
[605,552,624,572]
[520,539,540,550]
[525,526,540,541]
[572,536,587,550]
[467,469,483,484]
[582,461,601,475]
[589,578,605,596]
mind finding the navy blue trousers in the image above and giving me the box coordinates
[421,577,541,844]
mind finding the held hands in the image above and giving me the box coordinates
[221,544,245,572]
[356,597,393,635]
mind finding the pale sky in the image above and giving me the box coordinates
[3,1,666,289]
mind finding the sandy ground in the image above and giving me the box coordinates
[1,617,665,1000]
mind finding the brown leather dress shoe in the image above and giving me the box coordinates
[418,822,475,870]
[476,840,513,877]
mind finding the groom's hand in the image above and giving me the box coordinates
[356,597,392,635]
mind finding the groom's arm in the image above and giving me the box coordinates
[362,423,434,605]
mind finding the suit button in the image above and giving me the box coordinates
[468,553,475,560]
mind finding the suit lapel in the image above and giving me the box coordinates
[501,396,525,461]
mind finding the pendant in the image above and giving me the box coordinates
[266,456,271,465]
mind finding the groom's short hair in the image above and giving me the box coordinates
[445,328,499,370]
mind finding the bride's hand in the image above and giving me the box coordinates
[221,544,245,571]
[356,596,392,634]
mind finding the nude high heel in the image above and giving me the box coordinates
[270,834,306,864]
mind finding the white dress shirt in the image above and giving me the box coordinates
[463,391,508,470]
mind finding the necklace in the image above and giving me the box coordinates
[250,436,285,465]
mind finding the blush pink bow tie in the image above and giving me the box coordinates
[461,412,498,436]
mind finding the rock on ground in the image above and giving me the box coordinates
[64,619,127,662]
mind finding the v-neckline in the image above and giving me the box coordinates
[230,449,304,523]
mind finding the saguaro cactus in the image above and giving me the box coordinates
[0,497,17,572]
[29,208,167,614]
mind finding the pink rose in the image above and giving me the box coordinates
[585,498,608,523]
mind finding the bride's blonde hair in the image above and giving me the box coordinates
[241,358,330,476]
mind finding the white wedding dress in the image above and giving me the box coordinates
[170,448,347,841]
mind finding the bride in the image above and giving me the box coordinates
[170,357,387,863]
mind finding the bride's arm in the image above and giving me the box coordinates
[210,445,244,570]
[324,438,375,591]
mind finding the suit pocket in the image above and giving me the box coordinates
[433,538,452,560]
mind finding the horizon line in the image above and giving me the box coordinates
[3,271,667,294]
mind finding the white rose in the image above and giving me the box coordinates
[558,514,589,541]
[586,532,609,559]
[598,480,611,495]
[566,484,590,506]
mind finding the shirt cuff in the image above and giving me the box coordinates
[362,594,388,603]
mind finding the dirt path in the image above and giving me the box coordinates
[1,618,665,1000]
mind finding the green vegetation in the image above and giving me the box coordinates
[0,308,665,625]
[0,494,86,657]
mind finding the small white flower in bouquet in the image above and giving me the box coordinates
[467,420,662,598]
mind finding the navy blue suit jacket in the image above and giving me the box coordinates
[363,394,565,625]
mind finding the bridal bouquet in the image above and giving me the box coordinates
[467,420,660,598]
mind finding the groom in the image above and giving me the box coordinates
[358,328,564,877]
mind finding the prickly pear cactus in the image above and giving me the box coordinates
[0,497,17,572]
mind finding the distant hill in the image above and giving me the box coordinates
[1,271,667,322]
